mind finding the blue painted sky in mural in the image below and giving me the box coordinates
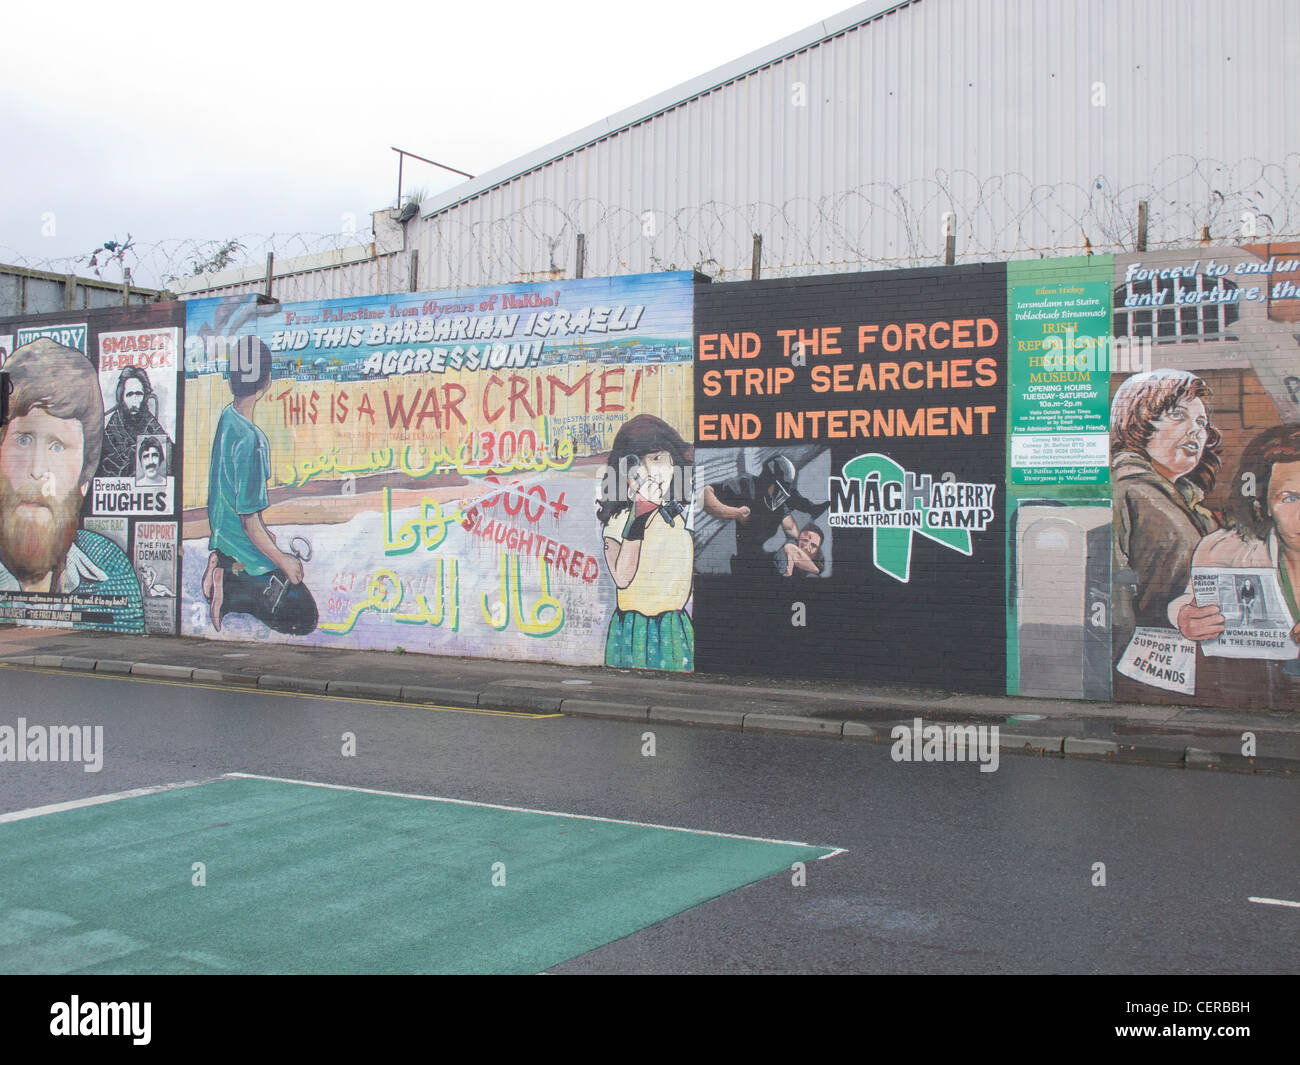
[184,274,697,380]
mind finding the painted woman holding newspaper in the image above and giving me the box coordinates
[597,415,694,671]
[1110,370,1223,664]
[1167,425,1300,700]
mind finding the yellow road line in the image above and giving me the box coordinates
[0,663,562,719]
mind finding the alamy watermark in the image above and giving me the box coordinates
[596,456,693,506]
[891,717,999,772]
[50,996,150,1045]
[0,719,104,772]
[1040,329,1152,374]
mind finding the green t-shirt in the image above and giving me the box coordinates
[208,405,275,576]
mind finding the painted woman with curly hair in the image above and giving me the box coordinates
[1110,368,1222,657]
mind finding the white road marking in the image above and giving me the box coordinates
[225,772,847,854]
[0,771,848,856]
[1247,896,1300,908]
[0,778,223,823]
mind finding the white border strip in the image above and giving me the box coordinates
[225,773,847,856]
[1247,896,1300,908]
[0,772,848,857]
[0,778,223,824]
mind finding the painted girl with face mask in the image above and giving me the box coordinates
[596,415,694,671]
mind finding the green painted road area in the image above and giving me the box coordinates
[0,775,835,974]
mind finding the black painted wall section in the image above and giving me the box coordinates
[693,265,1008,692]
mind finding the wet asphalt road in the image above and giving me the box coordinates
[0,665,1296,974]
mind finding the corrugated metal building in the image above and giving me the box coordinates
[172,0,1299,301]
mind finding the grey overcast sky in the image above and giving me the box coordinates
[1,0,852,281]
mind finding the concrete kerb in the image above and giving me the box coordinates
[843,721,884,741]
[649,706,746,730]
[743,712,844,737]
[0,654,1293,774]
[326,680,405,701]
[1063,737,1120,759]
[59,656,98,672]
[477,688,565,714]
[94,659,134,674]
[191,668,259,686]
[257,674,329,694]
[130,663,194,681]
[998,732,1065,756]
[560,699,651,721]
[1116,742,1198,768]
[400,685,482,708]
[1184,746,1248,770]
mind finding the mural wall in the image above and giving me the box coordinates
[1000,244,1300,710]
[179,274,696,668]
[692,266,1009,691]
[3,245,1295,709]
[1106,244,1300,711]
[0,304,185,634]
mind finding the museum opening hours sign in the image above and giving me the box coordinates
[1008,259,1115,486]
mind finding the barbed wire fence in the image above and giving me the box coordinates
[4,154,1298,303]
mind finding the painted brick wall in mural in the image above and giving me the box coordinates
[0,304,185,634]
[692,266,1008,691]
[179,274,696,668]
[1106,244,1300,711]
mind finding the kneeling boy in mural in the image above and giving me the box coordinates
[202,336,318,636]
[597,415,694,671]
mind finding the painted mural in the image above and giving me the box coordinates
[179,274,696,667]
[692,266,1009,691]
[1107,244,1300,710]
[3,246,1292,710]
[0,304,184,634]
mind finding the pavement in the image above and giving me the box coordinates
[0,624,1296,776]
